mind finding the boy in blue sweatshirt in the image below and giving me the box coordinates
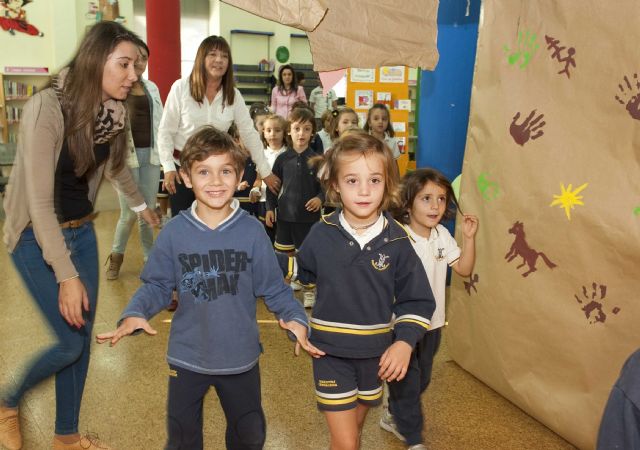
[97,126,323,450]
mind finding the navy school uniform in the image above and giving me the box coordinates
[234,157,258,216]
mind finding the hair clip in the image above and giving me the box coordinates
[331,109,339,118]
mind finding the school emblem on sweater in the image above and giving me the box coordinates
[435,247,446,261]
[371,253,390,271]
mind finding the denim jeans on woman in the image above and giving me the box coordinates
[5,222,98,435]
[111,147,161,260]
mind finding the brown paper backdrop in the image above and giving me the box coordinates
[448,1,640,449]
[222,0,439,71]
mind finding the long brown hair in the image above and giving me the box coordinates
[276,64,298,95]
[315,130,400,211]
[328,107,358,140]
[59,22,144,177]
[363,103,395,137]
[189,36,235,106]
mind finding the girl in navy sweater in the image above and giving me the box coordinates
[279,131,436,450]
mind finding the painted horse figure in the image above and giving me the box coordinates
[505,221,556,277]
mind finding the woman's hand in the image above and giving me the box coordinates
[58,277,89,328]
[96,317,157,346]
[162,170,181,195]
[139,207,160,227]
[263,174,281,195]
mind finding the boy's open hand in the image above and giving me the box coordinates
[278,319,325,358]
[378,340,412,382]
[265,210,275,228]
[96,317,157,347]
[305,197,322,212]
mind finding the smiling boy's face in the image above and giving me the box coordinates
[181,152,242,218]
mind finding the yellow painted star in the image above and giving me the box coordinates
[550,182,588,220]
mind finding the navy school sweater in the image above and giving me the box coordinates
[119,206,309,375]
[277,210,436,359]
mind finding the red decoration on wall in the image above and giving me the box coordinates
[0,0,44,37]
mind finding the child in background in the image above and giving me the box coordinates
[364,103,403,160]
[249,102,271,136]
[381,168,478,449]
[328,107,360,143]
[97,126,322,450]
[256,114,288,244]
[316,109,333,152]
[266,108,323,307]
[229,123,259,216]
[290,101,324,155]
[277,131,436,450]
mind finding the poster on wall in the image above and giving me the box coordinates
[355,90,373,109]
[379,66,406,83]
[350,68,376,83]
[0,0,44,36]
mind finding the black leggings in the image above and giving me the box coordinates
[166,363,265,450]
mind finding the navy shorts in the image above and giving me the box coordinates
[274,220,314,252]
[312,355,383,411]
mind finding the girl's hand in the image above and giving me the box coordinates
[278,319,325,358]
[263,174,281,195]
[462,214,479,239]
[265,210,275,228]
[305,197,322,212]
[162,170,181,195]
[96,317,157,347]
[237,181,250,191]
[378,341,412,382]
[139,207,160,227]
[58,277,89,328]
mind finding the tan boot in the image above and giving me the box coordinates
[52,433,112,450]
[0,405,22,450]
[105,253,124,280]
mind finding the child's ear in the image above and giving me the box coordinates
[180,168,192,189]
[333,182,339,194]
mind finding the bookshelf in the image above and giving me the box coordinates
[0,73,51,144]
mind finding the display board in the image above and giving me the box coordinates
[447,1,640,449]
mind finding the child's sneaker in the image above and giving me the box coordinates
[52,433,111,450]
[290,280,303,291]
[379,408,406,442]
[0,406,21,450]
[303,290,316,308]
[407,445,427,450]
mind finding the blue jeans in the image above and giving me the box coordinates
[111,147,161,259]
[5,223,98,435]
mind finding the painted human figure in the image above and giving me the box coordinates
[0,0,44,36]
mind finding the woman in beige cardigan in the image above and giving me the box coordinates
[0,22,157,450]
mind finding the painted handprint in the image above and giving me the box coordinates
[504,30,539,69]
[614,73,640,120]
[464,273,479,296]
[574,282,620,324]
[509,110,545,146]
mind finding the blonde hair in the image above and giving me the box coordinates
[315,130,400,211]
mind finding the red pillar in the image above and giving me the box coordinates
[145,0,181,102]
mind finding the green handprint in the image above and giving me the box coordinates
[504,30,539,69]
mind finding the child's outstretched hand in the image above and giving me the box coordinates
[96,317,157,347]
[278,319,325,358]
[462,214,479,239]
[378,340,412,382]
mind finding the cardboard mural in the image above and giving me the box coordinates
[222,0,439,71]
[448,1,640,449]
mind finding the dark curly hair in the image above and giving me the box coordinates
[394,168,460,224]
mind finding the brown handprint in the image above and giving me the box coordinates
[574,282,620,324]
[614,73,640,120]
[509,110,545,146]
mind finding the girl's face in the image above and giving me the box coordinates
[102,41,139,101]
[253,114,268,134]
[323,116,332,131]
[408,181,448,235]
[334,152,386,226]
[337,112,359,136]
[281,69,294,88]
[134,48,148,79]
[263,119,285,149]
[204,47,229,82]
[368,108,389,134]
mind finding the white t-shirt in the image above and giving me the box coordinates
[317,129,333,153]
[259,145,287,200]
[407,224,461,330]
[384,133,401,159]
[309,87,337,118]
